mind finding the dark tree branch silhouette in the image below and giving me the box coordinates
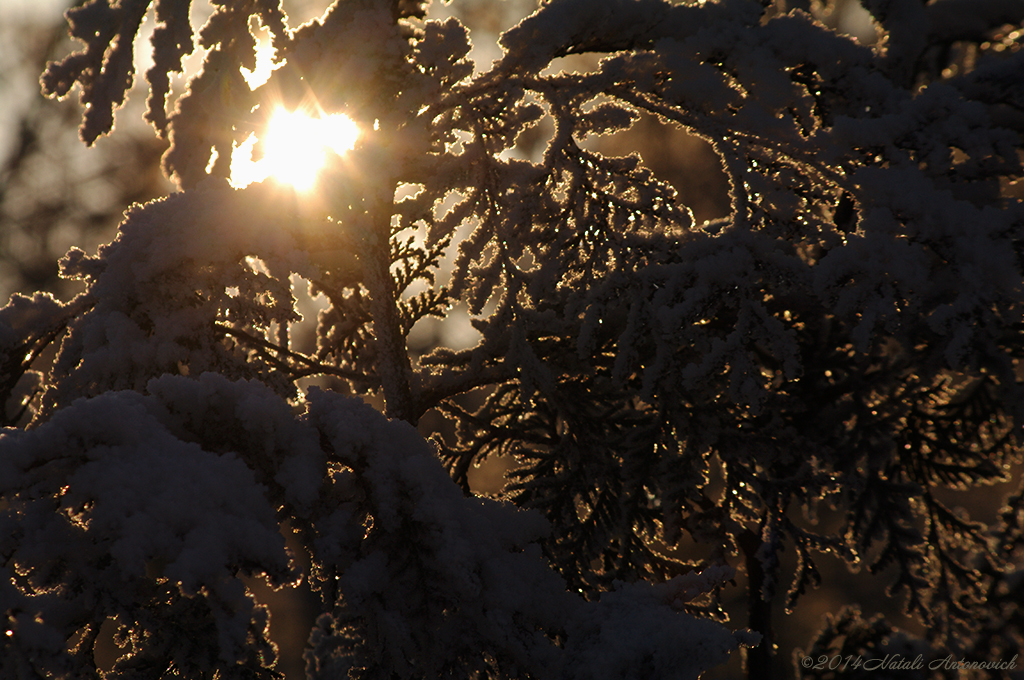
[3,0,1024,678]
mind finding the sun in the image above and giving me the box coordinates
[230,110,360,190]
[229,39,359,190]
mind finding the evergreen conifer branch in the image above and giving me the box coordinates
[5,0,1024,677]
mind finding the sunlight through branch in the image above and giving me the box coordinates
[230,110,360,190]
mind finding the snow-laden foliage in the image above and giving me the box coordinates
[5,0,1024,677]
[2,371,747,679]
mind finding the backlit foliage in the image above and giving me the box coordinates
[3,0,1024,678]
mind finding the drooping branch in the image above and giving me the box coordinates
[214,322,366,384]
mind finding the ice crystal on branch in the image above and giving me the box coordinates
[8,0,1024,678]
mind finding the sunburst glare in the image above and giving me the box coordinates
[231,39,359,191]
[230,110,360,190]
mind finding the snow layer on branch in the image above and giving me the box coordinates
[4,365,758,677]
[6,315,751,677]
[306,387,574,677]
[0,382,294,672]
[0,293,66,353]
[813,163,1024,362]
[564,569,756,680]
[43,179,320,415]
[0,387,294,581]
[497,0,762,74]
[305,388,750,678]
[145,0,196,135]
[40,0,151,144]
[144,371,328,514]
[0,293,86,424]
[491,0,1024,407]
